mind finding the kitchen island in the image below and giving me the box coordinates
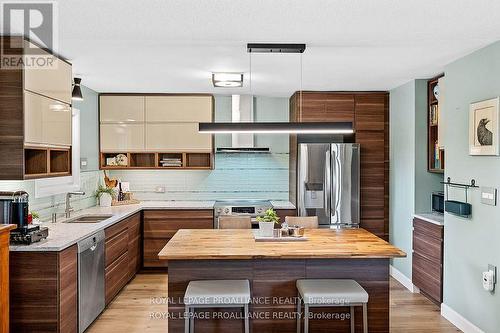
[159,228,405,333]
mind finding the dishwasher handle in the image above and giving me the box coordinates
[78,230,105,253]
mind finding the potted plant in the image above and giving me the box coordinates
[256,208,280,237]
[95,185,115,207]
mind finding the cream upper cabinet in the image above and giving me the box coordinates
[145,96,212,122]
[24,92,43,144]
[24,91,72,146]
[100,123,144,151]
[100,96,145,122]
[145,123,212,151]
[23,42,72,104]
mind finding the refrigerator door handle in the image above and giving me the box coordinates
[324,149,331,218]
[331,147,342,222]
[330,148,337,221]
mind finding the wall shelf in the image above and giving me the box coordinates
[100,152,213,170]
[428,74,445,173]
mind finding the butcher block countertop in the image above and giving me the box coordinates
[159,228,406,260]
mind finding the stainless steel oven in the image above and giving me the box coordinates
[214,200,273,228]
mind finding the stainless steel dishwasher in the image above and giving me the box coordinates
[78,230,105,333]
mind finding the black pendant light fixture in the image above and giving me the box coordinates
[72,77,83,101]
[199,43,354,135]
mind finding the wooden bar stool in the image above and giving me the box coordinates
[296,279,369,333]
[184,280,250,333]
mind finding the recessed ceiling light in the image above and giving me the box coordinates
[212,73,243,88]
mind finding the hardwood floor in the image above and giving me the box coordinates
[88,274,461,332]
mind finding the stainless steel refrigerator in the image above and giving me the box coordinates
[297,143,360,228]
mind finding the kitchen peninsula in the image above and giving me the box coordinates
[159,228,405,332]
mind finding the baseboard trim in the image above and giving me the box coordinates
[389,265,420,293]
[441,303,484,333]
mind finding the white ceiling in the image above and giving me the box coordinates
[54,0,500,96]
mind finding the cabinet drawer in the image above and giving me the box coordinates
[412,253,442,303]
[128,234,141,276]
[413,231,442,263]
[145,123,212,151]
[100,123,144,151]
[23,42,72,104]
[100,96,145,122]
[105,251,129,305]
[143,238,170,268]
[145,96,212,122]
[143,210,213,238]
[105,219,129,240]
[413,218,443,240]
[105,228,128,268]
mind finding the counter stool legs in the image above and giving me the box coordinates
[304,304,309,333]
[184,306,190,333]
[296,294,301,333]
[350,306,355,333]
[244,304,249,333]
[363,303,368,333]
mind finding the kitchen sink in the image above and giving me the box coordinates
[63,214,113,223]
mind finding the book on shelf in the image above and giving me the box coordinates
[429,104,439,125]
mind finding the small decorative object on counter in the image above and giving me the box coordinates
[103,170,118,188]
[256,208,280,237]
[95,185,115,207]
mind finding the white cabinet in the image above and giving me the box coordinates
[145,123,212,151]
[24,91,72,146]
[100,123,144,151]
[23,42,72,104]
[100,96,145,122]
[145,96,212,122]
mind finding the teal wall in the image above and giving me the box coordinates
[390,80,416,277]
[389,80,443,278]
[442,41,500,332]
[73,85,100,171]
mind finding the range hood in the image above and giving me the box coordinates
[217,95,270,153]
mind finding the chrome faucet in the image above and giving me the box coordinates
[65,191,86,218]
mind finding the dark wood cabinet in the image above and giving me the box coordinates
[275,209,297,226]
[10,245,78,332]
[412,218,444,304]
[104,212,142,305]
[143,209,214,268]
[289,91,389,240]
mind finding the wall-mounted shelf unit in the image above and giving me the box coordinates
[100,152,213,170]
[24,147,71,179]
[98,94,214,171]
[0,36,73,180]
[428,74,445,173]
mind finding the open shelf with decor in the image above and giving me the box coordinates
[428,74,445,173]
[24,147,71,179]
[100,152,212,170]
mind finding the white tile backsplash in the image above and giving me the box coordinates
[109,153,289,201]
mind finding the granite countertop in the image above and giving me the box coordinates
[10,200,295,252]
[414,212,444,226]
[10,201,215,252]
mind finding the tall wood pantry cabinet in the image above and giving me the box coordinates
[289,91,389,240]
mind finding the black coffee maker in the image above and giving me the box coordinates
[12,191,30,231]
[1,191,48,244]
